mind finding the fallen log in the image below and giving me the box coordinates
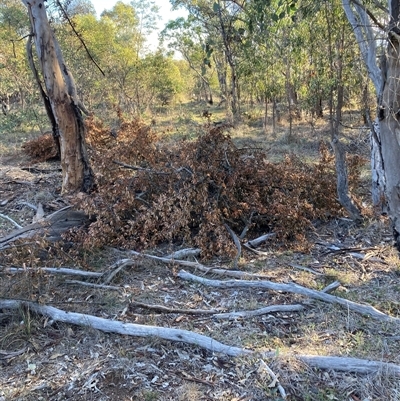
[0,300,249,357]
[178,270,400,323]
[1,299,399,376]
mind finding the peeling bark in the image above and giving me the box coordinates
[379,29,400,247]
[21,0,94,193]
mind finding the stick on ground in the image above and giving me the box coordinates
[0,299,399,376]
[178,270,400,323]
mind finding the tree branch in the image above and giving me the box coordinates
[178,270,400,323]
[55,0,105,77]
[1,299,399,376]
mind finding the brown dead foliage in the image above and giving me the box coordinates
[22,132,58,162]
[64,115,357,258]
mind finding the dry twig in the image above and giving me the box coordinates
[64,280,122,291]
[259,359,287,399]
[213,304,304,320]
[130,250,272,279]
[0,213,22,229]
[1,266,103,278]
[224,223,241,268]
[130,301,219,315]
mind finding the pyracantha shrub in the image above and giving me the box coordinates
[69,116,355,257]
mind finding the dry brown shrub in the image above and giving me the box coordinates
[70,117,352,257]
[22,132,58,162]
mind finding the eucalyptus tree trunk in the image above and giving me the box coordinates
[215,0,240,120]
[21,0,94,194]
[342,0,386,211]
[379,24,400,244]
[343,0,400,246]
[326,3,361,220]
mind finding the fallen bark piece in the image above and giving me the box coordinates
[0,206,87,249]
[245,233,276,248]
[178,270,400,323]
[0,300,399,376]
[166,248,201,259]
[213,304,304,320]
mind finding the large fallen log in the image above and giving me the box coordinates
[1,299,399,376]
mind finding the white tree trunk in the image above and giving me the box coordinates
[379,29,400,244]
[342,0,386,209]
[370,118,387,210]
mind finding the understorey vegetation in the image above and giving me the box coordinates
[33,116,364,258]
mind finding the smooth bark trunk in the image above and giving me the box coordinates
[342,0,386,209]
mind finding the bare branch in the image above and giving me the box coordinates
[0,300,250,357]
[130,250,272,279]
[0,213,22,229]
[130,301,219,315]
[224,223,241,268]
[0,299,399,375]
[1,266,103,278]
[213,304,304,320]
[55,0,105,77]
[178,270,400,323]
[64,280,122,291]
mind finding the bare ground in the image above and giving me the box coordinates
[1,123,400,401]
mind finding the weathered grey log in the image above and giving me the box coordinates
[1,299,399,376]
[0,300,249,357]
[178,270,400,323]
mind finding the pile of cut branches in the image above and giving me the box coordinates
[69,117,348,257]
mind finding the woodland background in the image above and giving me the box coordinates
[0,0,400,400]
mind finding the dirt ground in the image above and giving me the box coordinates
[1,129,400,401]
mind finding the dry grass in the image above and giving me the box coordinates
[1,103,400,400]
